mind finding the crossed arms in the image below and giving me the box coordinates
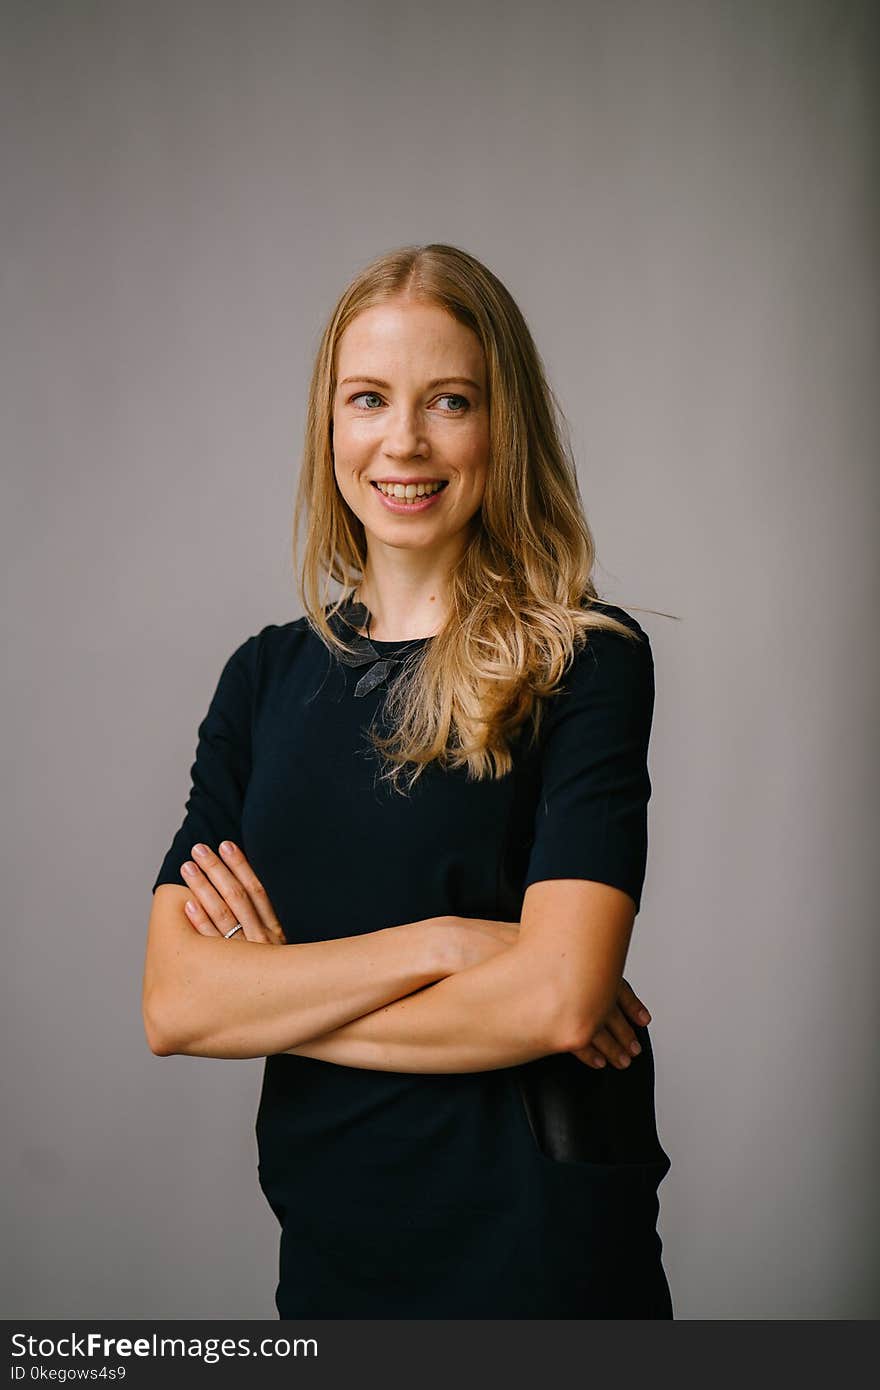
[144,842,641,1073]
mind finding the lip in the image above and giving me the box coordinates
[371,480,448,515]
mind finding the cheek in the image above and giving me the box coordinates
[453,463,487,521]
[332,425,357,475]
[454,423,489,472]
[462,436,489,496]
[332,421,372,475]
[468,473,488,514]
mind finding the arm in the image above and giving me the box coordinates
[276,607,656,1077]
[145,635,457,1059]
[282,878,634,1073]
[143,884,450,1059]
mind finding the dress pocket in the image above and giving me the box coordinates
[507,1031,673,1316]
[511,1023,670,1169]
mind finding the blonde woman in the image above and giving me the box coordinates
[144,244,674,1319]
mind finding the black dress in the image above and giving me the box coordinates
[152,598,673,1319]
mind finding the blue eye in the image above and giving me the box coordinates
[349,392,471,413]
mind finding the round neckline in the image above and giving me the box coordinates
[360,631,435,648]
[332,598,438,648]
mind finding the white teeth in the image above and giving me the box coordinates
[375,480,447,502]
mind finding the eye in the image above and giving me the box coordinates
[348,391,471,413]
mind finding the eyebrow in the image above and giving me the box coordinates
[339,375,483,392]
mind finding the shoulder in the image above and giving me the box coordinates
[578,599,651,651]
[569,600,653,684]
[214,616,312,687]
[540,601,654,731]
[230,615,311,658]
[249,615,311,660]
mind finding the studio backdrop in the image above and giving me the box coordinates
[1,0,877,1319]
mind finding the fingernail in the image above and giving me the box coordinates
[639,1010,650,1023]
[619,1054,630,1067]
[630,1040,642,1055]
[220,841,235,856]
[181,862,196,878]
[184,901,196,916]
[595,1057,606,1067]
[192,844,208,859]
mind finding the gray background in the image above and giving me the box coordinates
[2,0,877,1319]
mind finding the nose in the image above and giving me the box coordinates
[382,404,429,460]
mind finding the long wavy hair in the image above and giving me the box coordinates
[293,243,648,794]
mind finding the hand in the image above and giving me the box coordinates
[179,840,287,945]
[571,978,652,1070]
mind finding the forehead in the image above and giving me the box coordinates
[336,300,485,380]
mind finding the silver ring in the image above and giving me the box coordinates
[224,923,244,939]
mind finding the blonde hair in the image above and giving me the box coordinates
[293,243,648,794]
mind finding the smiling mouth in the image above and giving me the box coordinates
[371,480,449,505]
[368,479,450,515]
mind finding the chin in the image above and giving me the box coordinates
[365,522,447,550]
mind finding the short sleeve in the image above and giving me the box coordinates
[151,634,257,894]
[522,622,655,914]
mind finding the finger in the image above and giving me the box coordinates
[217,841,287,944]
[183,897,225,937]
[603,1004,643,1059]
[617,977,652,1026]
[589,1026,633,1070]
[570,1044,607,1069]
[183,848,271,943]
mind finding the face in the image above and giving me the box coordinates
[332,298,489,556]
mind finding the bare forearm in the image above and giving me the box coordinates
[152,919,447,1059]
[284,938,568,1073]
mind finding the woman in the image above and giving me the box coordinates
[144,243,673,1319]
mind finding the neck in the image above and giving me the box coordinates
[351,521,479,639]
[352,583,447,642]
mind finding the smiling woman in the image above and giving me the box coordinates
[146,242,673,1319]
[329,297,490,613]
